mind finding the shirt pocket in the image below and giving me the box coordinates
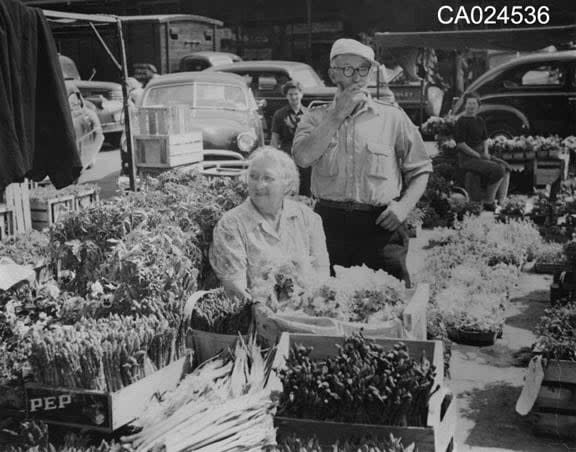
[316,137,339,177]
[365,139,393,179]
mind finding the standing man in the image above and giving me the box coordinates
[270,80,311,196]
[292,38,432,286]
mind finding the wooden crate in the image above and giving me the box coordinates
[25,355,192,433]
[273,333,457,452]
[135,132,203,168]
[531,360,576,439]
[137,105,193,136]
[74,188,100,211]
[29,195,75,230]
[533,262,566,275]
[3,182,32,233]
[0,204,15,240]
[256,284,429,343]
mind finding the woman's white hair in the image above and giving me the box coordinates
[247,146,300,194]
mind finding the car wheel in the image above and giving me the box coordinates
[487,125,521,140]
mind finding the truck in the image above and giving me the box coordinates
[52,14,224,84]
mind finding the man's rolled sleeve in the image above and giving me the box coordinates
[209,216,248,284]
[291,109,319,167]
[396,116,433,185]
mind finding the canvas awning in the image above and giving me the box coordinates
[42,8,137,191]
[374,25,576,51]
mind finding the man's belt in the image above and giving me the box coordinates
[317,198,386,212]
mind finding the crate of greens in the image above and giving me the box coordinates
[273,333,457,452]
[184,288,253,364]
[253,264,428,343]
[24,315,192,432]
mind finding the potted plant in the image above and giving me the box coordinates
[498,195,527,220]
[437,285,504,346]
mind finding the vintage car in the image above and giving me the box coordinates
[59,55,124,147]
[204,60,336,132]
[452,50,576,138]
[179,51,242,72]
[65,81,104,169]
[140,71,265,158]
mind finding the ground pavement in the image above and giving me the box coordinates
[408,229,576,452]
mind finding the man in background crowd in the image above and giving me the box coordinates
[270,80,311,196]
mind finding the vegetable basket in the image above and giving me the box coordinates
[255,284,429,343]
[273,333,457,452]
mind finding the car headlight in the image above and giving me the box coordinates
[237,131,257,153]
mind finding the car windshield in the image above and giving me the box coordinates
[144,82,248,110]
[291,67,324,88]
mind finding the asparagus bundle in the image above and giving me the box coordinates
[186,288,253,335]
[123,335,277,452]
[28,315,186,392]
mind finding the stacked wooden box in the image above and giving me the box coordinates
[531,360,576,439]
[135,105,203,170]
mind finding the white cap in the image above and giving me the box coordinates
[330,38,376,64]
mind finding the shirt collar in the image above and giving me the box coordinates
[241,197,300,232]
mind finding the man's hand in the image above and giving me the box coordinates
[376,201,410,231]
[333,84,367,120]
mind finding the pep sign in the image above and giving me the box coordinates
[29,394,72,412]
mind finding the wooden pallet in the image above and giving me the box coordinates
[25,354,192,433]
[273,333,456,452]
[74,188,100,211]
[0,204,15,240]
[531,360,576,439]
[29,195,75,230]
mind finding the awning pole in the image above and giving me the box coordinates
[116,18,137,191]
[89,22,122,72]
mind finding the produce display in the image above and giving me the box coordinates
[0,230,50,266]
[122,336,277,452]
[28,315,185,392]
[253,262,408,324]
[187,288,253,335]
[533,242,566,266]
[278,335,437,427]
[276,434,415,452]
[533,303,576,361]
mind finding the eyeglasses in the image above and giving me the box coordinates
[331,66,372,77]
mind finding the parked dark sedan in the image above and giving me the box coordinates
[60,55,124,147]
[204,61,336,133]
[140,72,265,157]
[179,51,242,72]
[452,50,576,138]
[65,81,104,169]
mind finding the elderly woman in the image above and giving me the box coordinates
[209,146,330,300]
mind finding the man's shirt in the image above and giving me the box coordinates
[292,97,432,205]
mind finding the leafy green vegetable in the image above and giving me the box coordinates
[278,334,437,427]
